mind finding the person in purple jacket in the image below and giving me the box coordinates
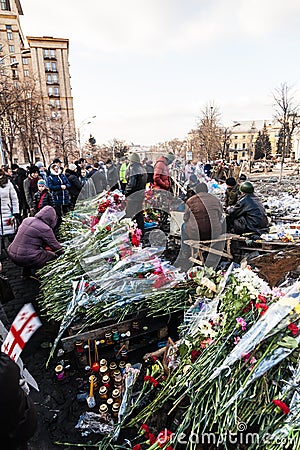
[7,205,63,278]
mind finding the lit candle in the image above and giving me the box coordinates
[55,364,65,381]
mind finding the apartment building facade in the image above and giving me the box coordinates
[0,0,76,165]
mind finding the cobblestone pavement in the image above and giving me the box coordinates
[1,253,60,449]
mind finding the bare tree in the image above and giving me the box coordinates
[47,116,77,165]
[196,103,223,161]
[11,78,45,165]
[273,83,300,181]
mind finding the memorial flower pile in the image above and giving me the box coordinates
[39,191,184,356]
[122,266,300,450]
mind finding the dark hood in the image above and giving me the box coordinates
[35,205,57,228]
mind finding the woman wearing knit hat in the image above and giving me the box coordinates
[33,179,54,215]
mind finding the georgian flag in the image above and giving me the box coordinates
[1,304,42,362]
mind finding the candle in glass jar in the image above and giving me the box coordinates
[111,402,120,420]
[102,375,111,389]
[55,364,65,381]
[112,388,121,404]
[118,361,126,374]
[75,340,84,353]
[99,386,108,400]
[105,332,113,345]
[99,365,108,378]
[109,362,117,375]
[89,375,99,390]
[99,404,109,423]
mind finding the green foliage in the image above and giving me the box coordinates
[254,123,272,160]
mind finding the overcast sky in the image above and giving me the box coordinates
[20,0,300,146]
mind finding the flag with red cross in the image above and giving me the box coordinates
[1,303,42,362]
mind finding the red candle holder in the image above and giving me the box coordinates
[91,362,100,373]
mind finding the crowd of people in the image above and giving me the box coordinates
[0,152,269,277]
[0,151,271,448]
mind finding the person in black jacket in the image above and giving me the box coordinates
[226,181,269,236]
[0,350,37,449]
[145,160,154,184]
[105,159,120,191]
[33,180,54,214]
[125,153,147,236]
[65,164,82,208]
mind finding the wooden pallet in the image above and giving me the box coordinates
[184,233,244,265]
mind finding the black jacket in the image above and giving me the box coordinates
[227,193,269,235]
[0,352,37,448]
[145,163,154,184]
[87,170,107,194]
[125,163,147,197]
[33,189,54,214]
[65,170,82,198]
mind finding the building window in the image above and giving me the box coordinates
[243,135,246,139]
[45,62,51,71]
[5,25,12,30]
[7,31,13,40]
[10,56,16,63]
[51,62,57,71]
[22,57,28,65]
[24,69,29,77]
[1,1,10,11]
[0,43,2,52]
[9,45,14,53]
[52,74,58,83]
[55,99,60,108]
[234,135,238,139]
[47,74,52,83]
[44,49,49,57]
[242,152,245,157]
[49,99,55,107]
[234,143,238,150]
[50,49,56,58]
[48,87,53,96]
[242,143,246,149]
[53,87,59,96]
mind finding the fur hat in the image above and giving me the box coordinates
[129,153,140,164]
[35,161,44,169]
[29,166,39,175]
[165,152,175,164]
[226,177,237,187]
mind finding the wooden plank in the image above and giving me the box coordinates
[189,256,203,266]
[61,318,134,352]
[61,317,168,353]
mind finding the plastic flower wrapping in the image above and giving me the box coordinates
[116,265,300,450]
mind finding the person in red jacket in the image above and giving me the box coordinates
[153,152,175,191]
